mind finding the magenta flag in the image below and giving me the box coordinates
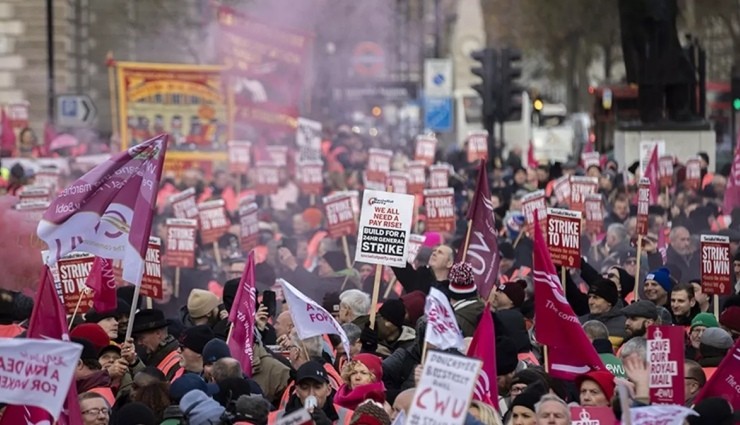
[37,135,168,285]
[644,146,660,204]
[458,162,500,299]
[228,250,256,377]
[533,212,605,379]
[724,142,740,215]
[0,267,83,425]
[693,337,740,410]
[0,109,15,153]
[467,303,499,411]
[85,257,118,313]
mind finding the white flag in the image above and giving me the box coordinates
[0,339,83,420]
[279,279,351,359]
[425,287,465,351]
[630,405,698,425]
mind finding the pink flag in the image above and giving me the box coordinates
[84,257,118,313]
[458,162,500,299]
[533,212,605,379]
[467,303,499,410]
[37,135,168,285]
[0,109,15,153]
[0,267,83,425]
[228,250,256,377]
[644,146,659,204]
[692,337,740,410]
[724,142,740,215]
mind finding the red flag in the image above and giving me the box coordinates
[85,257,118,313]
[644,146,659,204]
[467,303,499,410]
[533,212,605,379]
[37,135,168,285]
[692,337,740,410]
[0,108,16,153]
[228,250,256,377]
[724,142,740,215]
[458,162,500,299]
[527,140,538,169]
[0,267,83,425]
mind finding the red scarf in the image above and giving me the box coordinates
[333,382,386,410]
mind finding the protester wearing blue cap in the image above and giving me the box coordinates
[643,267,672,308]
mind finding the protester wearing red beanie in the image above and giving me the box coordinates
[575,370,615,407]
[70,323,111,353]
[334,353,386,410]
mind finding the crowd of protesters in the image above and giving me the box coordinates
[2,123,740,425]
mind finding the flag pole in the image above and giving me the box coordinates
[461,219,473,259]
[68,289,89,330]
[174,267,181,298]
[124,283,141,342]
[341,235,352,269]
[383,276,397,299]
[714,294,720,321]
[106,52,118,137]
[146,296,153,309]
[369,264,382,329]
[213,242,222,267]
[561,267,567,292]
[633,235,643,302]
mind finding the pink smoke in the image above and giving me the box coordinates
[0,195,45,294]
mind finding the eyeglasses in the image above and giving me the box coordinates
[82,408,111,416]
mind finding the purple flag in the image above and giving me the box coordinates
[725,142,740,215]
[228,250,256,377]
[37,135,168,285]
[458,162,500,299]
[85,257,118,313]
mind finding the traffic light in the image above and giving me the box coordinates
[470,48,499,127]
[499,47,523,121]
[732,66,740,111]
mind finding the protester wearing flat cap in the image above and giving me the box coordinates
[131,309,182,381]
[578,278,627,344]
[448,262,485,337]
[699,327,734,372]
[268,360,354,425]
[375,299,416,358]
[621,301,659,339]
[178,324,215,375]
[643,267,673,308]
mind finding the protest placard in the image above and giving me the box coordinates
[227,140,252,174]
[406,234,426,265]
[19,185,51,205]
[639,140,665,174]
[254,161,280,195]
[521,189,547,234]
[35,168,61,192]
[58,253,95,314]
[466,130,488,162]
[647,325,685,405]
[407,351,482,425]
[164,218,197,268]
[407,160,426,194]
[140,237,163,300]
[546,208,582,268]
[366,148,393,184]
[0,338,83,420]
[266,145,289,168]
[585,193,605,234]
[569,176,598,213]
[238,201,260,253]
[553,175,571,206]
[429,163,451,189]
[198,200,230,244]
[14,200,50,224]
[296,117,322,162]
[423,188,456,233]
[415,135,437,166]
[637,177,650,236]
[169,187,199,219]
[296,160,323,195]
[323,191,357,239]
[685,157,702,190]
[569,406,617,425]
[388,171,408,194]
[355,190,415,267]
[700,234,731,295]
[631,405,697,425]
[581,152,600,170]
[659,155,674,188]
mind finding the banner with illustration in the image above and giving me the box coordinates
[116,62,228,163]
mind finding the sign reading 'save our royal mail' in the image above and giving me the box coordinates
[647,325,685,405]
[355,190,414,267]
[164,218,197,268]
[546,208,582,268]
[700,234,731,295]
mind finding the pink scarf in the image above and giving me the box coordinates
[333,381,386,410]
